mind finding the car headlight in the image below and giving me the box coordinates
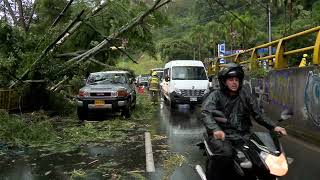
[117,89,129,97]
[260,151,288,176]
[204,88,210,94]
[79,90,89,97]
[174,87,181,94]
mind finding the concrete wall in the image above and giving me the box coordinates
[244,67,320,144]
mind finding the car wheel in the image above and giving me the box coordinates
[122,106,131,118]
[77,107,87,121]
[122,99,131,118]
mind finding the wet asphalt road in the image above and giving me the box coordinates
[152,101,320,180]
[151,102,206,180]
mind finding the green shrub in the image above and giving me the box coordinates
[0,110,57,146]
[249,68,268,78]
[46,91,76,116]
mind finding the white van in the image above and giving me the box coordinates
[161,60,209,108]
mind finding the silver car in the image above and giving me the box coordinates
[77,71,136,120]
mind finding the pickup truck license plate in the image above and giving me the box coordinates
[190,97,197,102]
[95,100,105,105]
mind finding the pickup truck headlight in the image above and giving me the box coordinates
[117,90,129,97]
[79,90,89,97]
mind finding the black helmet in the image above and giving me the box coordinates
[218,63,244,91]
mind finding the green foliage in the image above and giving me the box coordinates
[70,169,86,179]
[157,38,194,61]
[35,0,71,31]
[0,0,169,91]
[163,153,187,179]
[46,91,76,116]
[68,76,86,94]
[0,110,58,146]
[154,0,320,62]
[249,68,268,78]
[117,54,165,75]
[0,94,157,153]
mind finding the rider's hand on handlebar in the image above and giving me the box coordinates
[213,130,225,140]
[274,126,287,136]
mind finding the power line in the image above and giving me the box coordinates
[211,0,254,30]
[160,3,247,33]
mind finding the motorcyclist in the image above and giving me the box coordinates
[149,71,160,103]
[201,63,287,180]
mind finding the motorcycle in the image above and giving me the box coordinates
[196,110,293,180]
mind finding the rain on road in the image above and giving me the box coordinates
[150,100,320,180]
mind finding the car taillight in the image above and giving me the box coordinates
[117,90,128,97]
[79,90,88,97]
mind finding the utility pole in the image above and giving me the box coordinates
[268,0,272,56]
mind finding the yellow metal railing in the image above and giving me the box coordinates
[209,26,320,74]
[0,89,19,110]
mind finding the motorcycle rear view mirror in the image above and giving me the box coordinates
[279,109,293,122]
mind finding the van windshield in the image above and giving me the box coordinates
[172,66,207,80]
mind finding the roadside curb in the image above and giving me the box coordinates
[145,132,155,172]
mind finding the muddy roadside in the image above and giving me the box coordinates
[0,94,186,179]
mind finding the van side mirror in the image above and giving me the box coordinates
[165,76,170,82]
[279,109,293,122]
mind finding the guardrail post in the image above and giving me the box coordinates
[313,30,320,65]
[250,49,258,71]
[234,54,240,63]
[275,39,287,69]
[8,90,11,110]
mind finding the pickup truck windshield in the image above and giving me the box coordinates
[172,66,207,80]
[87,73,128,84]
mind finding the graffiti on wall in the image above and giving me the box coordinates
[244,71,293,111]
[243,79,270,111]
[268,71,294,109]
[304,71,320,126]
[244,68,320,128]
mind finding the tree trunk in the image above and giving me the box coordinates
[10,10,85,88]
[3,0,18,25]
[16,0,27,32]
[26,0,38,31]
[288,0,292,31]
[58,0,171,75]
[51,0,74,28]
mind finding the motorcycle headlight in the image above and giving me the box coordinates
[260,151,288,176]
